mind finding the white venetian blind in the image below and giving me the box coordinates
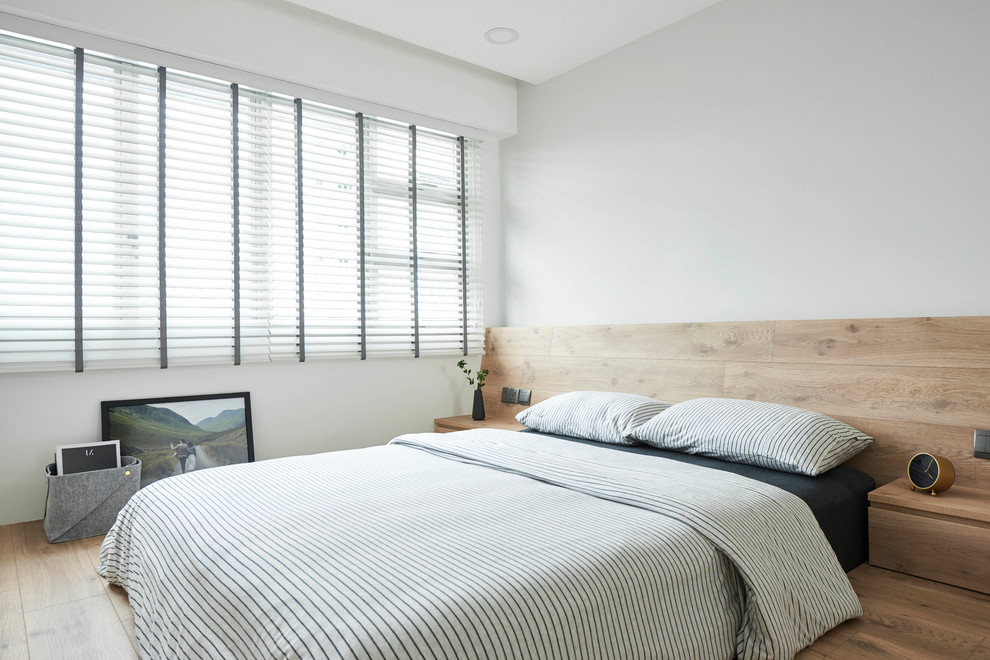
[0,34,77,372]
[238,88,300,362]
[415,128,466,355]
[463,139,485,355]
[300,101,361,358]
[163,70,234,366]
[81,52,160,369]
[364,117,415,356]
[0,28,484,374]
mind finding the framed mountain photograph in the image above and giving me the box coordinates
[101,392,254,489]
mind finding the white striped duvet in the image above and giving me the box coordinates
[99,429,860,660]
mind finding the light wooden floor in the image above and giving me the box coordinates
[3,519,990,659]
[1,521,136,660]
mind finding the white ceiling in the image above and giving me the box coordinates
[285,0,725,84]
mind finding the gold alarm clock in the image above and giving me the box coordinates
[907,453,955,496]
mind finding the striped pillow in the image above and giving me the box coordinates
[516,391,671,446]
[629,398,873,476]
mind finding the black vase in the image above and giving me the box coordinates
[472,389,486,420]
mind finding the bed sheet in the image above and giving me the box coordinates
[522,429,876,571]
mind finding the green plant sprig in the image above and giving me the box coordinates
[457,359,489,390]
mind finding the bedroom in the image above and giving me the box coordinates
[1,0,989,658]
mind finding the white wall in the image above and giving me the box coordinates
[500,0,990,326]
[0,356,481,525]
[0,0,510,525]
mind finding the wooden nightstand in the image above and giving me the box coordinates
[433,415,526,433]
[869,477,990,594]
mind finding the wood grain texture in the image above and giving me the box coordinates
[825,563,990,659]
[839,418,981,488]
[805,563,990,658]
[485,355,725,403]
[0,523,137,660]
[23,595,136,660]
[479,355,525,418]
[829,630,978,660]
[103,584,131,623]
[479,356,526,417]
[10,522,103,613]
[480,350,727,421]
[869,507,990,594]
[121,617,138,656]
[855,553,990,637]
[848,561,990,625]
[871,504,990,530]
[804,616,865,655]
[722,362,990,429]
[434,415,526,433]
[774,316,990,368]
[79,534,103,572]
[548,321,774,361]
[484,326,552,357]
[481,316,990,490]
[0,589,28,660]
[869,478,990,525]
[971,639,990,660]
[78,534,132,623]
[0,524,17,593]
[483,387,565,421]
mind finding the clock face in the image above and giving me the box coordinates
[909,454,939,489]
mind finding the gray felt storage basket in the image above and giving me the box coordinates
[43,456,141,543]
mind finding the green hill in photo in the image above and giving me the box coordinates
[196,408,245,433]
[108,404,212,451]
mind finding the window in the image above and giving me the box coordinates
[81,52,160,369]
[0,36,76,372]
[0,30,483,373]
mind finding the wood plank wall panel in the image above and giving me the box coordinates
[774,317,990,368]
[484,326,553,357]
[837,418,976,487]
[480,316,990,489]
[550,321,774,362]
[721,363,990,429]
[484,387,566,422]
[488,355,726,400]
[482,354,724,421]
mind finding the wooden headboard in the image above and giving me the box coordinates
[480,316,990,488]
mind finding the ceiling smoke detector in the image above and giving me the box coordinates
[484,27,519,45]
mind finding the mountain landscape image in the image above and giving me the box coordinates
[196,408,246,433]
[107,399,249,488]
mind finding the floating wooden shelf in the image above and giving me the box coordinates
[433,415,526,433]
[869,477,990,595]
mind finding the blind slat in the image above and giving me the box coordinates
[80,51,161,367]
[0,29,483,374]
[0,33,76,372]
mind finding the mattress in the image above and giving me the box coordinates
[523,429,876,572]
[100,428,862,659]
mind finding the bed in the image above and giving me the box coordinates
[100,421,870,660]
[528,430,875,573]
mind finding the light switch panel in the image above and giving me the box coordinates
[518,389,532,405]
[501,387,519,404]
[974,429,990,459]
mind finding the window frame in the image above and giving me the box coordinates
[0,29,484,374]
